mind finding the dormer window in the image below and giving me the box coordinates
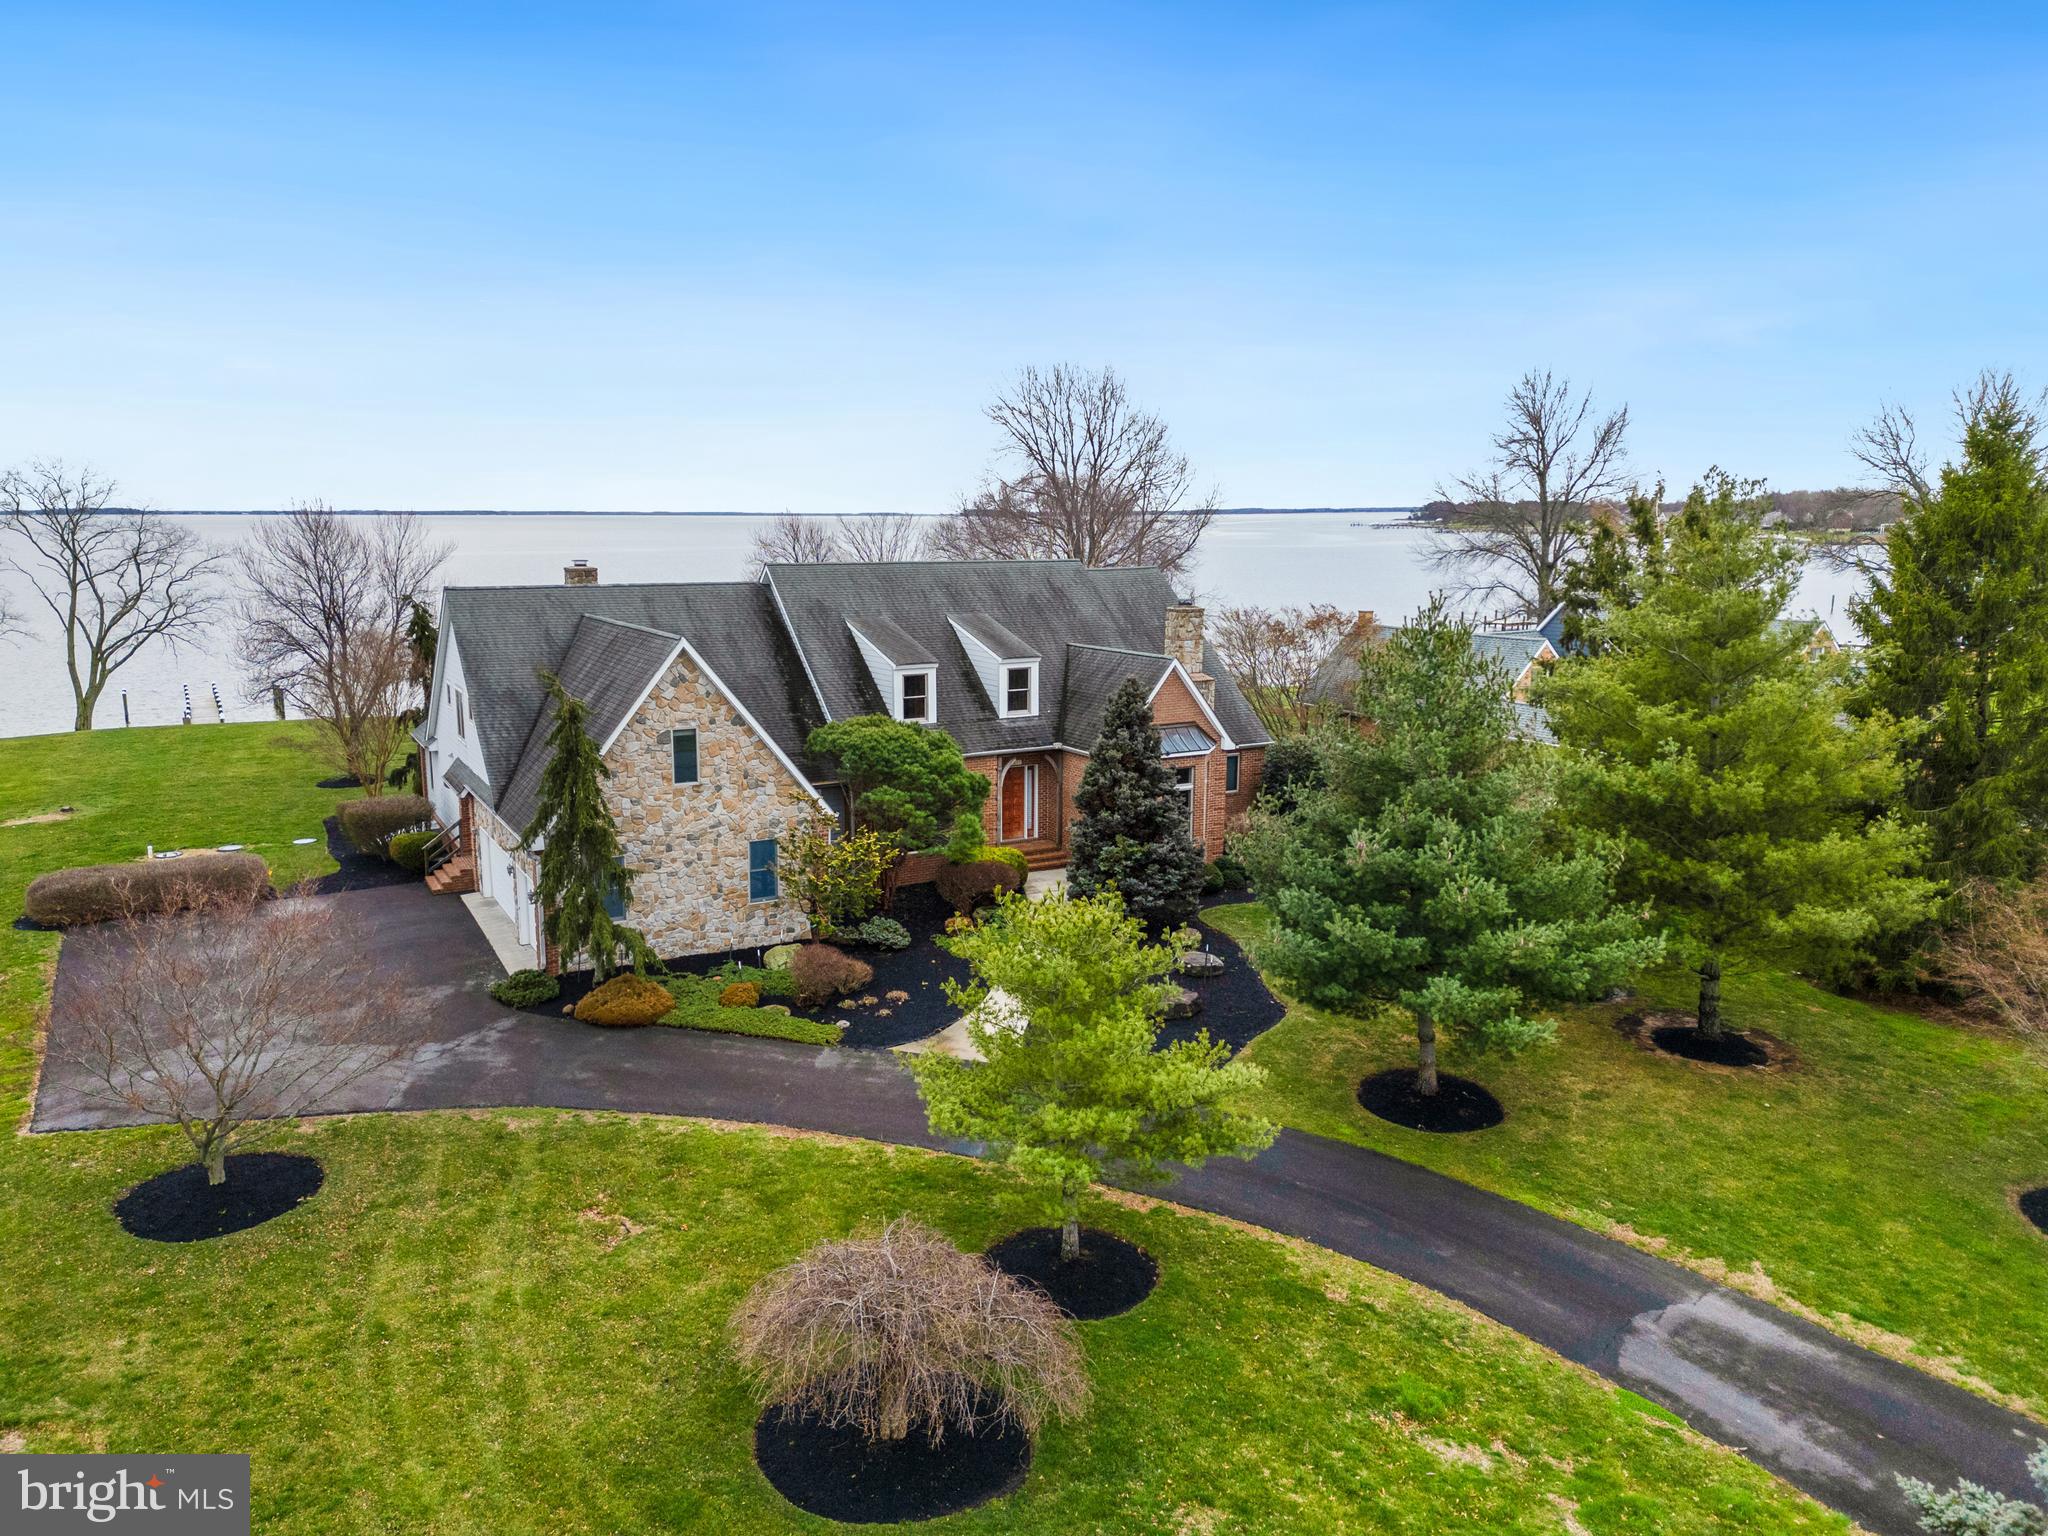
[1002,662,1038,718]
[898,668,934,722]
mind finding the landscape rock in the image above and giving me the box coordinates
[1179,950,1225,978]
[1166,987,1202,1019]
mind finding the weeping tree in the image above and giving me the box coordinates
[1067,677,1207,930]
[521,671,652,980]
[910,888,1273,1261]
[1539,473,1936,1038]
[1241,599,1659,1094]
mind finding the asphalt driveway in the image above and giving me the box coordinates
[33,883,2047,1535]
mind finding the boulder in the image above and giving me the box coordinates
[1178,949,1225,978]
[1165,987,1202,1019]
[765,944,800,970]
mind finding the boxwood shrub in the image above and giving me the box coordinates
[24,853,270,927]
[387,829,435,874]
[490,968,560,1008]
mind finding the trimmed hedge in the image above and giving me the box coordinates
[387,829,434,874]
[24,853,270,927]
[979,844,1031,876]
[573,973,673,1027]
[934,857,1025,914]
[788,943,874,1008]
[336,794,433,857]
[490,968,560,1008]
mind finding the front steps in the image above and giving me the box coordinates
[426,852,477,895]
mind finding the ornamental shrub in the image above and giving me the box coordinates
[387,829,435,874]
[934,858,1024,914]
[852,916,912,951]
[490,968,560,1008]
[789,943,875,1007]
[25,853,270,927]
[979,844,1030,876]
[573,972,673,1027]
[335,794,433,857]
[718,981,761,1008]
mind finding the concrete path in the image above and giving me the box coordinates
[33,885,2046,1535]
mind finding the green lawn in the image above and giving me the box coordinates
[0,726,1850,1531]
[1208,901,2048,1415]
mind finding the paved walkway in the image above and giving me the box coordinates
[33,885,2046,1535]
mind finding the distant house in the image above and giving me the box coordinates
[1305,605,1564,740]
[417,559,1270,971]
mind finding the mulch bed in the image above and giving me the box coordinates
[303,815,419,895]
[983,1226,1159,1320]
[800,885,972,1050]
[1621,1012,1796,1074]
[1358,1067,1505,1133]
[1160,922,1286,1053]
[114,1152,326,1242]
[2020,1188,2048,1237]
[753,1388,1030,1523]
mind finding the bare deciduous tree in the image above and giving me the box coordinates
[747,511,931,575]
[1428,369,1631,617]
[732,1218,1088,1445]
[747,511,843,576]
[60,889,412,1185]
[927,364,1216,578]
[1,461,227,729]
[238,503,449,793]
[835,511,927,564]
[1210,602,1352,736]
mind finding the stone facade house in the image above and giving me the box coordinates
[417,558,1270,970]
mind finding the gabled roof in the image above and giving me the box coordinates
[440,582,825,823]
[1056,644,1175,748]
[766,559,1269,753]
[846,614,936,666]
[950,611,1037,660]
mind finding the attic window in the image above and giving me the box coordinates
[1002,662,1038,718]
[898,669,934,723]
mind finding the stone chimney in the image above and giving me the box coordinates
[564,559,598,586]
[1165,603,1216,706]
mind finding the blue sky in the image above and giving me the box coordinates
[3,2,2043,511]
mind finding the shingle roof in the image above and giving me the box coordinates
[950,611,1038,660]
[1056,644,1173,748]
[495,615,683,832]
[1470,630,1551,679]
[441,582,825,821]
[765,560,1269,753]
[846,614,936,666]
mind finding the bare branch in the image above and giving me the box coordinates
[834,512,928,564]
[927,365,1216,579]
[1,461,228,729]
[1429,370,1631,617]
[747,511,844,577]
[1209,603,1352,736]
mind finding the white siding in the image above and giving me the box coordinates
[422,627,491,828]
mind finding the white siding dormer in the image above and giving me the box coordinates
[948,616,1039,718]
[848,620,939,725]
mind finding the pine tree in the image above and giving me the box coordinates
[807,714,988,856]
[1852,375,2048,887]
[521,671,649,981]
[1068,678,1207,930]
[1242,600,1659,1094]
[1539,472,1936,1038]
[908,888,1274,1262]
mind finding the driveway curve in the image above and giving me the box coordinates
[33,885,2046,1535]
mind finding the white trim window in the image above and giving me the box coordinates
[1001,661,1038,718]
[748,838,779,903]
[454,688,466,739]
[1175,764,1196,830]
[1225,752,1240,794]
[897,667,936,723]
[663,726,700,785]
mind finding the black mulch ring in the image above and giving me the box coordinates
[315,774,362,789]
[753,1389,1030,1524]
[1159,921,1286,1054]
[1358,1068,1505,1133]
[1198,888,1258,909]
[302,815,418,895]
[1648,1022,1771,1068]
[2020,1187,2048,1237]
[983,1226,1160,1320]
[114,1153,326,1242]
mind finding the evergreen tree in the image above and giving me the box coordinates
[1556,485,1668,656]
[808,714,989,855]
[1068,677,1207,929]
[1539,472,1935,1038]
[1241,600,1659,1094]
[908,888,1274,1262]
[1852,375,2048,886]
[521,672,649,981]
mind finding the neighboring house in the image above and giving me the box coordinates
[1305,606,1563,740]
[416,558,1270,970]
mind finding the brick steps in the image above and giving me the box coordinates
[425,853,477,895]
[1010,839,1068,872]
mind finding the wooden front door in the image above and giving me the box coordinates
[1000,762,1032,841]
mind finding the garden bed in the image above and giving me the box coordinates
[752,1386,1030,1523]
[305,814,419,895]
[1161,921,1286,1053]
[984,1226,1159,1320]
[114,1152,326,1242]
[1358,1068,1504,1133]
[795,885,971,1049]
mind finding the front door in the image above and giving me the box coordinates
[1001,762,1033,841]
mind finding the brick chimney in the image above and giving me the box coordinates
[1165,603,1216,706]
[1351,609,1379,640]
[564,559,598,586]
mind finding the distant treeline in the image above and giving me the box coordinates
[1415,486,1902,534]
